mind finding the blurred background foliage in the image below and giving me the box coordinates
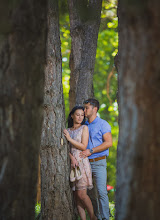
[59,0,118,202]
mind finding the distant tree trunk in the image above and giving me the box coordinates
[0,1,47,219]
[68,0,102,109]
[40,0,74,219]
[116,1,160,220]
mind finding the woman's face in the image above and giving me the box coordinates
[72,109,84,124]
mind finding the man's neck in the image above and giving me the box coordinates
[88,114,97,124]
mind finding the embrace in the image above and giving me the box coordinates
[63,98,112,220]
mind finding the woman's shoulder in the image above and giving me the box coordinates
[82,125,88,131]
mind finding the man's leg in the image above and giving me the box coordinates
[90,159,109,220]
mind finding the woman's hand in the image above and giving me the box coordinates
[71,157,79,168]
[63,129,71,142]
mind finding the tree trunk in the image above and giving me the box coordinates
[68,0,102,109]
[0,1,47,219]
[40,1,74,219]
[116,1,160,220]
[68,1,102,218]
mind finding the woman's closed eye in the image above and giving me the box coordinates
[76,114,84,116]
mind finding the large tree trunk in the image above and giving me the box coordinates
[68,0,102,109]
[116,1,160,220]
[0,1,47,219]
[68,1,102,218]
[40,1,74,219]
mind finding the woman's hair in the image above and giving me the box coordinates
[67,106,85,128]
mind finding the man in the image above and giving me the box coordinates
[80,98,112,220]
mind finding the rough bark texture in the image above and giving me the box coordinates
[40,1,74,219]
[0,1,47,219]
[68,0,102,109]
[116,1,160,220]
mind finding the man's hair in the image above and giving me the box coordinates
[83,98,100,111]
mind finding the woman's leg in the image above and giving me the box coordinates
[75,191,86,220]
[76,189,97,220]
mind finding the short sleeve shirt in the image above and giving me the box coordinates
[85,116,111,159]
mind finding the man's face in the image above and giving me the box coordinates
[84,103,94,118]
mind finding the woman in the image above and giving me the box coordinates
[63,106,97,220]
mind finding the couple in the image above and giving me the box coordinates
[63,98,112,220]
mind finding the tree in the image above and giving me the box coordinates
[67,0,103,218]
[68,0,102,109]
[40,0,74,219]
[116,0,160,219]
[0,0,47,219]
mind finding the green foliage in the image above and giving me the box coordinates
[109,201,115,220]
[59,12,71,117]
[35,202,41,219]
[60,0,118,201]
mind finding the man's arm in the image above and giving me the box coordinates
[80,132,112,157]
[92,132,112,153]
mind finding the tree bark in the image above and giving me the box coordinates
[40,1,74,219]
[0,0,47,219]
[116,1,160,220]
[68,0,102,109]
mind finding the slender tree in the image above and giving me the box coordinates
[68,0,102,109]
[40,0,74,219]
[0,0,47,219]
[116,0,160,219]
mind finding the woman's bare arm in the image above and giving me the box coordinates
[63,126,89,151]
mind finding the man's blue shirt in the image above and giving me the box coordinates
[85,116,111,159]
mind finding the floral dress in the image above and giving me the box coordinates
[68,125,93,191]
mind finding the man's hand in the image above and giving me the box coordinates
[80,149,91,158]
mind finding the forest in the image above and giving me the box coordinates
[0,0,159,220]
